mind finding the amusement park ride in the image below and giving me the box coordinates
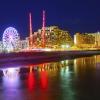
[1,10,47,52]
[1,10,49,78]
[29,10,46,49]
[2,27,20,52]
[29,12,33,49]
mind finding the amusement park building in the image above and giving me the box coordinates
[32,26,73,48]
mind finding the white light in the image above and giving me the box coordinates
[44,48,52,51]
[32,48,52,51]
[61,45,65,48]
[74,35,77,44]
[66,45,70,48]
[3,68,20,78]
[2,68,20,88]
[61,61,64,64]
[7,68,16,73]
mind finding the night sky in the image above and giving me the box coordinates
[0,0,100,39]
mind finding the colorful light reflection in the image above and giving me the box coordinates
[27,67,35,92]
[40,71,48,89]
[3,68,20,78]
[40,64,48,89]
[2,68,20,88]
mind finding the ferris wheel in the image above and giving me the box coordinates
[2,27,20,52]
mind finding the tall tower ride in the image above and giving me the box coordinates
[42,10,46,48]
[29,13,33,48]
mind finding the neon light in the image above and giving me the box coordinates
[29,13,33,48]
[29,13,33,36]
[42,10,46,48]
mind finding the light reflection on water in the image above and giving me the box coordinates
[0,55,100,99]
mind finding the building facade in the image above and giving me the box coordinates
[86,32,100,47]
[20,38,29,50]
[74,33,95,48]
[32,26,73,49]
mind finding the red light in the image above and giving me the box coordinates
[40,71,48,89]
[42,10,46,48]
[27,67,35,92]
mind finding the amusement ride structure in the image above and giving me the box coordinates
[2,27,20,52]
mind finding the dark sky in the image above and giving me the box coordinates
[0,0,100,39]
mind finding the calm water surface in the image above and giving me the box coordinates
[0,55,100,100]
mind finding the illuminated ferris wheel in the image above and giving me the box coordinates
[2,27,20,52]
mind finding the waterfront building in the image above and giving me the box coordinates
[74,33,95,48]
[74,32,100,48]
[85,32,100,47]
[33,26,73,49]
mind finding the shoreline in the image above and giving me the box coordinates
[0,50,100,62]
[0,50,99,67]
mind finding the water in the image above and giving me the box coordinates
[0,55,100,100]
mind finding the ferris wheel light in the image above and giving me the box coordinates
[2,27,20,52]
